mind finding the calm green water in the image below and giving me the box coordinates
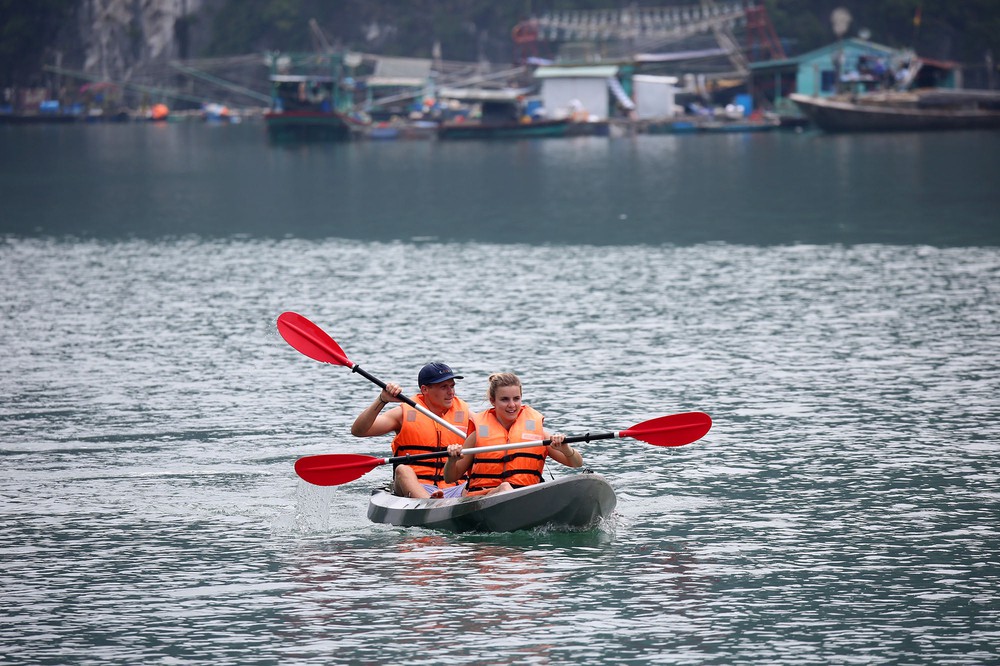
[1,123,998,664]
[3,122,999,245]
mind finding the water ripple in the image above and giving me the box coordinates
[1,238,998,664]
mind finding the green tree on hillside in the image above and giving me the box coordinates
[0,0,76,88]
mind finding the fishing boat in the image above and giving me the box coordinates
[435,86,573,140]
[643,115,781,134]
[438,116,571,140]
[264,51,368,141]
[789,89,1000,132]
[367,473,617,533]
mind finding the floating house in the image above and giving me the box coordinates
[750,38,896,102]
[533,65,625,121]
[749,37,961,109]
[631,74,680,119]
[363,56,432,121]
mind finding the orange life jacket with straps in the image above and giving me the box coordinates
[465,405,547,495]
[392,395,472,488]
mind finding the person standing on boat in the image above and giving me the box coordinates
[442,372,583,496]
[351,362,473,499]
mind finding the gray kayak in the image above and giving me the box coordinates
[367,473,617,533]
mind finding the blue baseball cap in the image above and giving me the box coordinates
[418,362,463,387]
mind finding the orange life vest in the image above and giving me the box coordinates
[466,405,547,495]
[392,395,471,488]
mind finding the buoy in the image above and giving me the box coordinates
[150,103,169,120]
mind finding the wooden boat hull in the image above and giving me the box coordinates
[367,473,617,533]
[437,118,571,140]
[642,117,781,134]
[790,92,1000,132]
[0,113,79,124]
[264,110,362,141]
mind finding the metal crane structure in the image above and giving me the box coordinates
[515,1,784,78]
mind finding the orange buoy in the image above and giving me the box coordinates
[150,103,169,120]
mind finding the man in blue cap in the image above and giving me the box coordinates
[351,362,473,498]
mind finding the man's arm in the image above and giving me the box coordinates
[351,383,404,437]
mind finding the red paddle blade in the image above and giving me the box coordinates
[277,312,353,367]
[622,412,712,447]
[294,454,387,486]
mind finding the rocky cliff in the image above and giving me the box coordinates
[75,0,216,80]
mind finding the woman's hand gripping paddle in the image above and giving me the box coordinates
[276,311,466,438]
[294,411,712,486]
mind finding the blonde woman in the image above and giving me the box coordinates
[443,372,582,496]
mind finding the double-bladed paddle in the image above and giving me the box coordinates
[276,311,466,438]
[294,411,712,486]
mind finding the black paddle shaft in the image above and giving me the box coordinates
[351,364,422,410]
